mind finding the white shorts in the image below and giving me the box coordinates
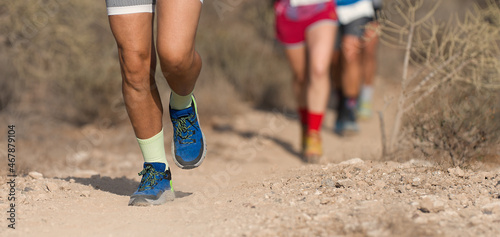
[106,0,203,16]
[336,0,374,25]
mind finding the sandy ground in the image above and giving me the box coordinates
[1,80,499,236]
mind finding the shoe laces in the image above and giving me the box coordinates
[137,165,166,192]
[172,114,196,144]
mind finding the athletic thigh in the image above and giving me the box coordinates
[284,46,307,81]
[107,0,155,58]
[306,22,337,76]
[109,13,155,84]
[156,0,202,60]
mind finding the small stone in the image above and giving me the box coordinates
[271,182,283,190]
[458,209,478,218]
[419,196,445,213]
[80,191,91,197]
[69,179,75,183]
[23,187,34,192]
[448,167,465,177]
[29,171,43,180]
[320,198,330,205]
[336,179,355,188]
[430,178,440,186]
[408,159,434,167]
[60,182,71,191]
[36,194,48,201]
[469,216,482,226]
[46,182,59,192]
[412,177,422,187]
[242,203,255,208]
[339,158,364,166]
[374,180,386,189]
[357,181,369,188]
[302,213,312,220]
[322,178,336,188]
[481,202,500,215]
[314,214,330,221]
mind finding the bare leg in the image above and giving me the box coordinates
[331,50,342,91]
[306,23,337,113]
[284,46,307,110]
[156,0,202,96]
[156,0,206,170]
[362,22,379,86]
[109,13,162,139]
[341,35,363,98]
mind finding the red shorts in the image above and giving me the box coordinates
[275,1,338,47]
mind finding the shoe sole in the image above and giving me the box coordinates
[128,190,175,206]
[171,95,207,170]
[303,154,322,164]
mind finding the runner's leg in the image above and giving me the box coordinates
[284,45,308,152]
[306,22,336,119]
[156,0,206,169]
[284,46,307,120]
[108,5,174,206]
[303,21,336,161]
[358,21,379,119]
[156,0,202,97]
[341,35,363,99]
[362,21,379,87]
[109,14,162,139]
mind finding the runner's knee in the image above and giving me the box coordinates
[119,48,152,91]
[293,71,307,85]
[158,46,194,75]
[342,47,362,64]
[310,63,330,81]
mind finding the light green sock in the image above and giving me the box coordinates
[170,90,193,110]
[137,129,168,169]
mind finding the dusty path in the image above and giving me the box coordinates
[1,80,499,236]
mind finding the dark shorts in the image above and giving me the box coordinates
[335,16,372,50]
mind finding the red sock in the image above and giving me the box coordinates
[298,108,308,126]
[307,112,324,133]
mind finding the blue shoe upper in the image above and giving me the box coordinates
[131,163,172,199]
[335,97,359,134]
[170,99,205,167]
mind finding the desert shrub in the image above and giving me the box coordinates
[407,85,500,166]
[196,1,294,111]
[379,0,500,166]
[1,0,122,125]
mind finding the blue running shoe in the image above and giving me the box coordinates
[334,96,359,136]
[129,163,175,206]
[169,95,206,169]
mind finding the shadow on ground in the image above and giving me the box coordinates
[213,123,303,160]
[63,175,193,198]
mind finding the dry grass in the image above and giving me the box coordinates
[1,0,122,125]
[196,1,293,111]
[379,0,500,166]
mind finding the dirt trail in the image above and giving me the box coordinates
[1,80,499,236]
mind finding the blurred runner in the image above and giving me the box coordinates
[274,0,338,163]
[332,0,375,136]
[358,0,382,120]
[106,0,206,206]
